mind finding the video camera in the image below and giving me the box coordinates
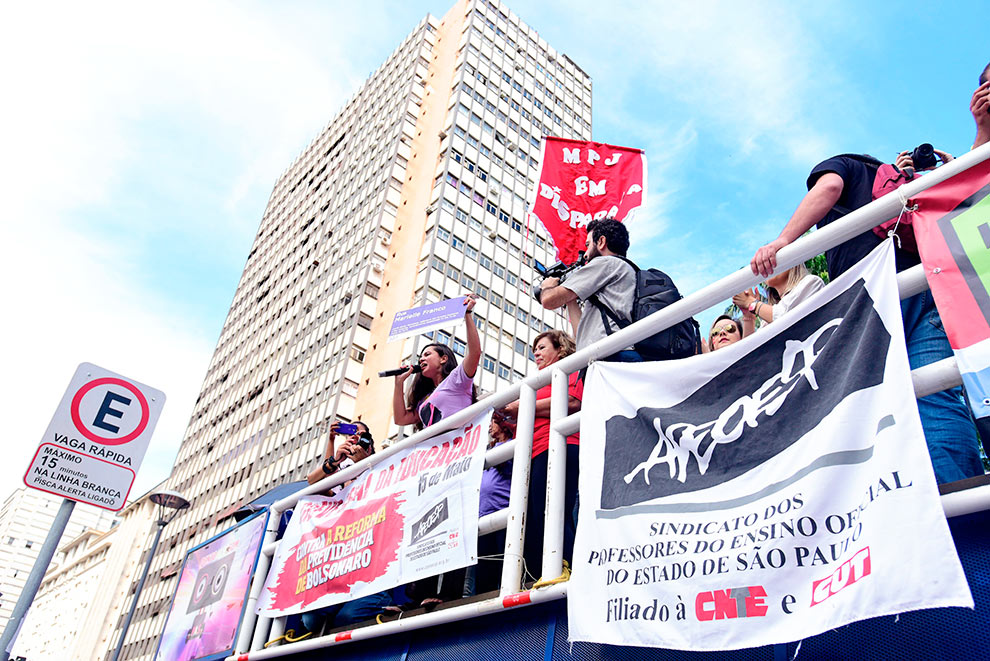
[532,252,586,303]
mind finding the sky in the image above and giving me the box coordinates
[2,0,987,506]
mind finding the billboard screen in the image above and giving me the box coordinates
[153,509,268,661]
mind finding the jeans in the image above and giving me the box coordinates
[300,590,393,633]
[901,291,983,484]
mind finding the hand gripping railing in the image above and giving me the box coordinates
[228,142,990,659]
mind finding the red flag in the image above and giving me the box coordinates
[528,137,646,264]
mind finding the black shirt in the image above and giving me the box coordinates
[808,155,920,278]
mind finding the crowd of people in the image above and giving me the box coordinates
[293,64,990,635]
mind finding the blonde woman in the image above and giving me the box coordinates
[733,263,825,325]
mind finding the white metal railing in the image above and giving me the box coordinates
[228,142,990,659]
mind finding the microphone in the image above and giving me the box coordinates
[378,365,422,377]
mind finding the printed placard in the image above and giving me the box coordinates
[388,297,467,343]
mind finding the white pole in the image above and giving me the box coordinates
[542,368,569,579]
[501,384,535,595]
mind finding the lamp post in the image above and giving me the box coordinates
[110,490,190,661]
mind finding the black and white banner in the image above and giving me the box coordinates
[569,242,973,650]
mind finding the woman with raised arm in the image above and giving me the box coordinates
[392,294,480,430]
[386,294,481,612]
[733,263,825,327]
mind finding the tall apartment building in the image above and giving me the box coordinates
[109,1,592,658]
[0,487,116,634]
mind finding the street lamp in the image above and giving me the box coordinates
[110,489,190,661]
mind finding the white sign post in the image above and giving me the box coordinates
[23,362,165,512]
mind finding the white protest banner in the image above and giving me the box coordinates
[388,297,467,343]
[569,241,973,650]
[24,362,165,511]
[257,409,491,617]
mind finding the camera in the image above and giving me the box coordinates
[356,431,374,451]
[910,143,938,171]
[532,252,586,302]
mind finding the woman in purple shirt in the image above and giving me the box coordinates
[392,294,480,430]
[387,294,480,611]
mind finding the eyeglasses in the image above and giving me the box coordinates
[710,324,740,338]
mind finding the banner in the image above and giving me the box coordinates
[257,409,492,617]
[529,137,646,264]
[569,242,972,650]
[909,157,990,417]
[154,509,268,661]
[388,297,467,343]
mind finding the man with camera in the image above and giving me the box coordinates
[538,218,641,360]
[749,141,983,485]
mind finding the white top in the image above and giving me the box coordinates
[774,274,826,320]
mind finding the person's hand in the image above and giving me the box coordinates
[503,401,519,418]
[971,82,990,143]
[463,292,477,315]
[751,238,788,277]
[732,289,758,310]
[895,150,914,171]
[335,441,357,462]
[395,364,416,385]
[934,148,953,165]
[329,421,341,438]
[541,276,560,290]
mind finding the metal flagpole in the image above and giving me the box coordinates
[0,498,76,661]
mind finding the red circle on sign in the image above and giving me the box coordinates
[70,377,150,445]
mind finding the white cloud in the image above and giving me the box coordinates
[0,0,397,501]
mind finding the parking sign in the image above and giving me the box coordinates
[24,363,165,511]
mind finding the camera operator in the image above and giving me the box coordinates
[306,421,375,488]
[538,219,641,361]
[749,140,982,485]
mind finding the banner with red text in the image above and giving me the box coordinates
[909,157,990,417]
[257,410,492,617]
[530,137,646,264]
[569,242,972,650]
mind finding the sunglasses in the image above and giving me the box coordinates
[710,324,740,338]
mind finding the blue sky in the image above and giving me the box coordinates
[2,0,987,501]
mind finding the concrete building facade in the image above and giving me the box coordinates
[10,489,160,661]
[109,2,592,658]
[0,487,116,642]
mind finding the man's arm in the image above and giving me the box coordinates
[539,277,578,310]
[750,172,844,277]
[972,82,990,149]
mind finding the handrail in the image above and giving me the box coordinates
[232,142,990,657]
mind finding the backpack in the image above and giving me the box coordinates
[870,163,919,252]
[831,154,919,253]
[589,257,700,360]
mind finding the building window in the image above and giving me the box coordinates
[480,255,492,270]
[497,363,511,380]
[483,354,496,373]
[514,338,528,356]
[357,313,373,330]
[453,338,467,356]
